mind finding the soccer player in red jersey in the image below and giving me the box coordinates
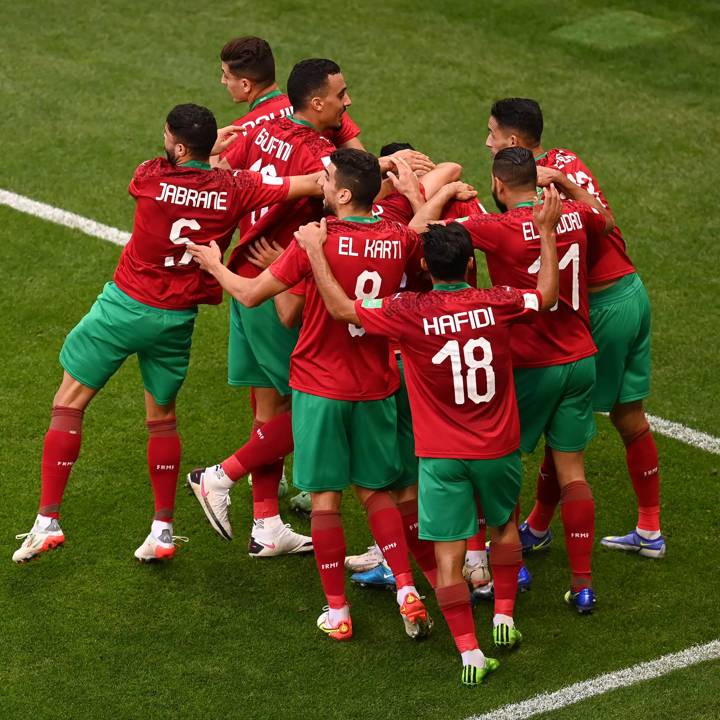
[187,149,432,641]
[414,147,613,612]
[217,36,363,154]
[294,186,562,684]
[188,59,353,556]
[11,104,322,565]
[486,98,666,559]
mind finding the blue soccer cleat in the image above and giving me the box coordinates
[517,563,532,591]
[518,521,553,553]
[564,587,597,614]
[601,530,666,559]
[471,563,532,605]
[351,561,396,590]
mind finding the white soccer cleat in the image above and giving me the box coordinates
[186,465,233,541]
[345,543,384,572]
[463,558,491,589]
[134,529,188,562]
[248,518,313,557]
[13,518,65,564]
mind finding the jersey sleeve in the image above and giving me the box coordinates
[128,159,156,198]
[288,278,306,296]
[268,240,310,287]
[354,293,409,339]
[332,113,361,146]
[455,215,499,252]
[222,132,250,169]
[230,170,290,216]
[489,285,542,324]
[578,202,607,239]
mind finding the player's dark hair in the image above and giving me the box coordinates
[220,36,275,86]
[330,148,381,210]
[379,142,415,157]
[166,104,218,159]
[422,223,473,282]
[492,147,537,189]
[287,58,342,110]
[491,98,543,144]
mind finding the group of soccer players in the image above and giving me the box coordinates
[13,36,665,687]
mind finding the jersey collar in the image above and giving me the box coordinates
[534,151,548,162]
[514,201,535,208]
[433,282,471,291]
[249,88,283,111]
[343,215,381,224]
[289,114,316,130]
[180,160,211,171]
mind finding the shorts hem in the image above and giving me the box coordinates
[546,433,596,453]
[142,385,176,407]
[419,531,475,542]
[293,483,348,493]
[60,359,105,391]
[617,391,650,406]
[227,379,276,389]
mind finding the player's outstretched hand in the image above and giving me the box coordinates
[536,166,565,188]
[447,181,477,201]
[534,183,562,231]
[187,240,222,272]
[294,217,327,255]
[210,125,240,156]
[392,149,435,176]
[246,236,284,268]
[387,154,421,197]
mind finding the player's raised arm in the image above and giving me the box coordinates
[186,241,289,307]
[286,171,324,200]
[409,181,477,233]
[294,218,361,325]
[533,184,561,310]
[536,166,615,234]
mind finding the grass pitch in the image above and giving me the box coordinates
[1,2,719,719]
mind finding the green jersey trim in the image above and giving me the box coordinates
[249,88,283,111]
[515,201,535,208]
[344,215,381,224]
[534,151,548,162]
[289,115,316,129]
[433,282,471,292]
[181,160,211,171]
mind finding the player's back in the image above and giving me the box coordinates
[272,216,421,401]
[461,201,604,367]
[225,116,335,277]
[115,158,286,309]
[538,148,634,284]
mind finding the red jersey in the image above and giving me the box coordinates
[223,116,335,278]
[459,201,605,368]
[372,189,487,226]
[221,90,360,157]
[269,216,422,401]
[114,158,289,309]
[537,148,635,284]
[357,285,542,459]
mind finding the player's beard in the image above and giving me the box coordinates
[165,148,178,165]
[492,191,507,213]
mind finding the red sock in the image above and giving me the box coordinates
[560,481,595,591]
[147,418,181,522]
[251,460,283,519]
[625,427,661,532]
[39,406,84,518]
[363,492,413,589]
[311,510,347,608]
[397,499,437,588]
[221,412,293,480]
[490,542,522,617]
[526,446,560,533]
[436,582,478,652]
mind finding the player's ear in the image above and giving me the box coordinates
[420,257,428,272]
[509,134,519,147]
[337,187,352,206]
[311,95,323,113]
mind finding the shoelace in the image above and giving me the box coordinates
[171,536,189,547]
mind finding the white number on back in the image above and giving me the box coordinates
[349,270,382,337]
[165,218,201,267]
[249,158,277,225]
[528,242,580,311]
[432,338,495,405]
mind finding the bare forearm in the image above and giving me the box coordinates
[305,249,360,324]
[409,188,453,233]
[536,228,559,310]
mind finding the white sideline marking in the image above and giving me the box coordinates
[468,640,720,720]
[2,186,720,459]
[0,189,130,247]
[647,414,720,455]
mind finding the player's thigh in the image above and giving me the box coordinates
[469,450,523,528]
[618,277,652,405]
[137,308,197,406]
[350,396,402,490]
[546,356,597,452]
[231,298,298,395]
[60,282,140,391]
[417,458,477,541]
[291,390,351,492]
[514,366,562,453]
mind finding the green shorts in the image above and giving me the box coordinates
[291,389,401,493]
[514,356,596,454]
[60,282,197,405]
[589,273,652,412]
[393,356,418,489]
[418,451,522,541]
[228,297,298,396]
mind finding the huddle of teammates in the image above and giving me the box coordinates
[13,36,665,687]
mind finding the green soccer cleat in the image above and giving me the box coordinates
[290,491,312,515]
[493,623,522,648]
[462,657,499,687]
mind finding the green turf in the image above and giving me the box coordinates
[1,1,719,719]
